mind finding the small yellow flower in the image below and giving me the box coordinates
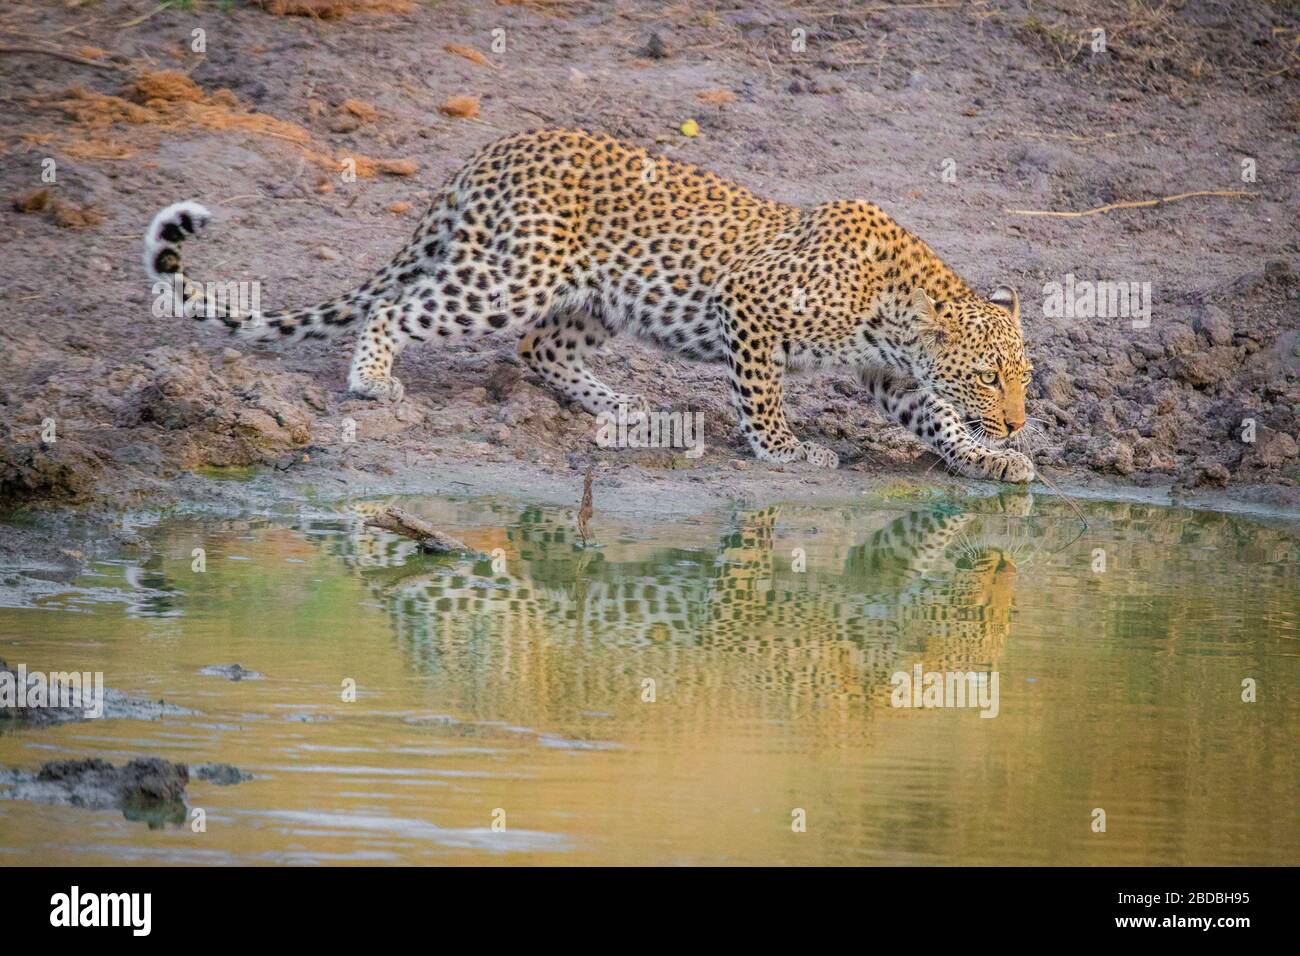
[680,118,700,138]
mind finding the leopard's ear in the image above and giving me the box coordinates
[911,287,957,341]
[990,285,1020,322]
[911,286,937,318]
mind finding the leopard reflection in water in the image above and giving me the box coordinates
[334,501,1027,722]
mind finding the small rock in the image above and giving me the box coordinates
[111,442,164,471]
[1043,372,1076,406]
[1192,459,1231,487]
[642,33,668,59]
[485,363,522,400]
[1193,305,1233,346]
[1263,260,1291,282]
[1089,438,1134,476]
[1169,348,1235,388]
[1248,429,1299,468]
[1160,322,1198,357]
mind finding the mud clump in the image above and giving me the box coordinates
[1,756,252,827]
[0,434,106,505]
[131,348,319,469]
[0,757,189,828]
[194,763,255,785]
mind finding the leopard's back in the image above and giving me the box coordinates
[408,128,798,357]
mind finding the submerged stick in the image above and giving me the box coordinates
[577,464,594,547]
[365,507,472,554]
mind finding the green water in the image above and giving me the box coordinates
[0,492,1295,865]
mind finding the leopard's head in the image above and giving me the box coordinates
[910,286,1032,442]
[953,546,1018,614]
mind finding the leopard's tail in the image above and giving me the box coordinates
[143,201,382,343]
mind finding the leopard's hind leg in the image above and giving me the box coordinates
[348,303,410,402]
[347,265,570,401]
[347,175,584,401]
[517,310,649,416]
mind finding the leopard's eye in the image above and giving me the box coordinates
[977,370,998,386]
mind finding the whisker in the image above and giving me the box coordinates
[1033,465,1089,533]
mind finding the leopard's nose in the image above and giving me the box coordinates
[1005,417,1024,434]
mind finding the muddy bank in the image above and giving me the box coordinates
[0,0,1296,521]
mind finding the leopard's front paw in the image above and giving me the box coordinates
[348,373,405,404]
[799,441,840,469]
[994,450,1035,483]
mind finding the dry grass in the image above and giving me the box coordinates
[444,43,493,68]
[438,94,480,119]
[249,0,413,18]
[11,187,104,229]
[696,89,737,105]
[32,70,417,177]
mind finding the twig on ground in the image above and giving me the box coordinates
[118,3,171,29]
[0,44,127,72]
[1005,190,1258,219]
[515,104,558,124]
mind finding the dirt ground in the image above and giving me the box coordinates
[1,0,1297,532]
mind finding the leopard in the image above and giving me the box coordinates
[142,127,1035,482]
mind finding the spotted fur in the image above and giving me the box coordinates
[142,128,1035,481]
